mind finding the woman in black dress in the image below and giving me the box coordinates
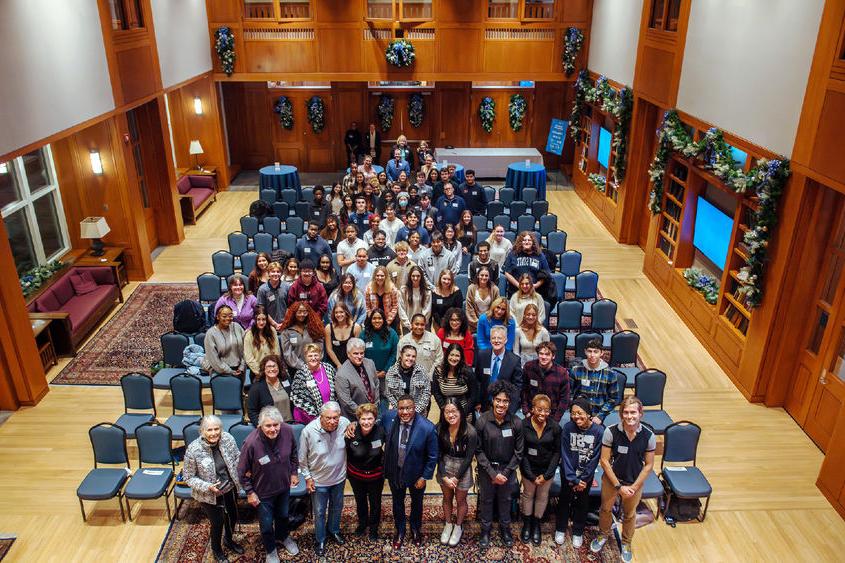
[345,402,385,541]
[323,301,361,369]
[431,269,464,333]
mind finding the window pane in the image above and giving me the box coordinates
[649,0,666,28]
[108,0,126,30]
[821,253,845,305]
[401,0,432,19]
[667,0,681,31]
[279,0,310,19]
[829,328,845,382]
[0,161,22,209]
[33,193,65,259]
[22,149,50,192]
[524,0,553,19]
[807,308,829,355]
[245,0,275,18]
[5,209,36,275]
[367,0,393,19]
[489,0,518,18]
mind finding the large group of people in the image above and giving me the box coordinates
[180,144,653,563]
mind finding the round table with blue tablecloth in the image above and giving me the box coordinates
[259,165,301,197]
[505,161,546,199]
[435,162,466,185]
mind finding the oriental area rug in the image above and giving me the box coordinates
[51,283,197,386]
[157,495,620,562]
[0,536,16,561]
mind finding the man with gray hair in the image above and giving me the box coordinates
[298,402,351,557]
[334,337,380,420]
[237,406,300,563]
[474,325,522,414]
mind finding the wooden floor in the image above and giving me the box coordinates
[2,189,844,562]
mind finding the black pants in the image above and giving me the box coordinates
[477,470,515,532]
[556,482,591,535]
[200,489,238,554]
[389,479,426,534]
[349,475,384,531]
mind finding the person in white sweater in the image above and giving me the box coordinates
[509,274,546,325]
[487,225,513,269]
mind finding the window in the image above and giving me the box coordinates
[0,147,69,275]
[108,0,144,31]
[488,0,554,20]
[367,0,432,21]
[649,0,681,32]
[243,0,311,20]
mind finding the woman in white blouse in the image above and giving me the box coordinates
[486,224,513,268]
[513,303,550,366]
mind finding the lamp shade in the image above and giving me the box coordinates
[189,140,204,155]
[80,216,111,239]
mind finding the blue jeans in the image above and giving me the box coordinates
[257,490,290,554]
[313,482,344,544]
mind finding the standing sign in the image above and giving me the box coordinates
[545,118,568,155]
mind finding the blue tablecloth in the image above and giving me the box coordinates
[346,165,384,175]
[435,162,465,185]
[505,162,546,199]
[259,165,301,196]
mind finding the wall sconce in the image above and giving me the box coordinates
[89,150,104,175]
[193,96,203,115]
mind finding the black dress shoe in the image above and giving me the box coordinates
[315,541,327,557]
[223,538,244,555]
[354,524,368,537]
[368,528,379,541]
[392,532,405,549]
[501,527,514,547]
[329,532,346,545]
[520,515,532,543]
[531,516,542,545]
[411,529,423,546]
[479,531,491,548]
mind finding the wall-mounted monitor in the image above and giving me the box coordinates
[694,196,733,270]
[598,127,612,168]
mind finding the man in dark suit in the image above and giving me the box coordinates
[383,395,439,548]
[334,338,380,421]
[474,325,523,414]
[363,123,382,164]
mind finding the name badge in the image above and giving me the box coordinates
[501,428,513,438]
[471,190,478,196]
[333,340,340,346]
[290,336,298,344]
[366,342,373,349]
[304,247,311,253]
[282,381,290,389]
[483,368,491,375]
[363,272,371,278]
[436,298,443,304]
[391,271,398,278]
[313,211,320,216]
[307,379,317,388]
[581,378,590,387]
[371,439,382,449]
[530,379,538,387]
[617,445,629,454]
[267,294,276,302]
[299,293,307,299]
[528,448,538,456]
[451,202,458,208]
[583,435,594,443]
[258,455,271,465]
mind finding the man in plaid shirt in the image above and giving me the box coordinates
[521,341,571,422]
[570,338,619,424]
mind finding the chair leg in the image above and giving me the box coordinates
[79,498,87,522]
[164,493,172,521]
[118,494,126,522]
[174,498,184,521]
[125,497,133,521]
[700,495,710,522]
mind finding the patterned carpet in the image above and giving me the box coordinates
[51,283,197,386]
[157,494,620,562]
[0,537,15,561]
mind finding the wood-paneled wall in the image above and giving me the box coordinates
[206,0,592,81]
[222,81,569,172]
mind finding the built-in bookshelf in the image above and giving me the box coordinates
[719,198,759,338]
[578,114,591,174]
[656,159,688,262]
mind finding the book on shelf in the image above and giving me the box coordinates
[736,241,751,256]
[742,206,756,230]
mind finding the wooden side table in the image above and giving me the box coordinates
[32,318,57,371]
[74,246,128,301]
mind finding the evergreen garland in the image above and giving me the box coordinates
[648,110,791,308]
[214,27,236,76]
[562,27,584,77]
[306,96,325,133]
[19,260,66,297]
[508,94,527,132]
[479,97,496,133]
[588,173,607,193]
[273,96,294,130]
[683,267,720,305]
[385,39,416,67]
[568,70,590,143]
[408,93,424,128]
[377,94,395,132]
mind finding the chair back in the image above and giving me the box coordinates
[522,188,538,205]
[197,273,223,303]
[510,201,528,219]
[273,201,289,219]
[280,189,298,207]
[560,250,582,277]
[486,201,504,219]
[483,186,496,203]
[193,332,206,347]
[517,214,535,233]
[211,374,245,413]
[498,187,514,206]
[551,273,566,303]
[286,216,305,237]
[229,422,255,449]
[170,374,204,413]
[503,231,516,243]
[240,252,258,276]
[531,200,549,219]
[575,270,599,300]
[240,216,259,238]
[556,300,584,331]
[135,422,174,468]
[121,373,155,412]
[291,423,305,447]
[610,330,640,366]
[253,232,274,255]
[263,216,282,237]
[183,421,202,446]
[295,201,311,221]
[459,252,472,274]
[301,187,314,203]
[260,189,277,205]
[590,299,617,331]
[476,230,491,245]
[455,273,470,296]
[277,233,297,255]
[547,231,567,255]
[472,214,487,231]
[542,300,551,328]
[549,333,566,364]
[492,215,510,231]
[540,214,558,235]
[635,369,667,408]
[575,332,603,358]
[615,371,628,404]
[212,251,235,278]
[662,421,701,466]
[90,423,129,467]
[228,232,249,257]
[498,275,508,296]
[161,332,190,367]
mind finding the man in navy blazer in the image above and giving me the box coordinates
[474,325,523,414]
[383,394,439,548]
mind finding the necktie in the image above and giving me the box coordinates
[492,355,501,383]
[357,365,374,402]
[399,424,410,466]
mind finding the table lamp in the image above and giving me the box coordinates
[80,217,111,257]
[189,140,204,172]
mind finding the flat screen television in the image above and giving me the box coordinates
[694,196,732,270]
[598,127,612,169]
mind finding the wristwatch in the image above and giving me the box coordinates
[614,483,622,491]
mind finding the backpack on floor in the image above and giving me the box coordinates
[663,497,701,524]
[249,199,273,221]
[173,299,206,334]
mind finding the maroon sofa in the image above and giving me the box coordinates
[177,174,216,224]
[27,266,120,353]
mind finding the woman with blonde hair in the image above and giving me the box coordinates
[486,224,513,268]
[324,301,362,369]
[465,265,499,333]
[513,303,550,366]
[476,296,516,351]
[364,265,399,330]
[398,265,431,334]
[509,273,546,325]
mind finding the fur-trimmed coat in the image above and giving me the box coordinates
[183,432,241,505]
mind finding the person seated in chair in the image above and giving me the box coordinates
[203,305,245,377]
[295,222,332,264]
[458,170,487,215]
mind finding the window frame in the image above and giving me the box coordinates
[1,146,70,271]
[364,0,433,23]
[243,0,313,22]
[648,0,681,33]
[486,0,555,22]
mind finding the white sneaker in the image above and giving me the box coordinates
[590,534,608,553]
[554,531,565,545]
[440,523,454,545]
[572,534,583,548]
[448,525,463,546]
[266,549,280,563]
[282,537,299,556]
